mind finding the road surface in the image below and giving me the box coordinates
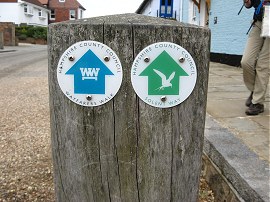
[0,44,48,79]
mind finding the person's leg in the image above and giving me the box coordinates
[241,21,265,93]
[252,36,270,104]
[245,36,270,115]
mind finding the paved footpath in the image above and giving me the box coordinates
[205,62,269,201]
[207,62,269,163]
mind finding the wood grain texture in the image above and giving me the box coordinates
[48,14,210,202]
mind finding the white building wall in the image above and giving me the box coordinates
[0,2,48,27]
[199,0,206,26]
[179,0,183,21]
[141,0,159,17]
[181,0,189,23]
[208,0,253,55]
[137,0,255,56]
[173,0,180,21]
[78,8,84,19]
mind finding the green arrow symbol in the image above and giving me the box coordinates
[139,50,188,95]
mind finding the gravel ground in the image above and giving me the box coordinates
[0,72,54,201]
[0,57,214,202]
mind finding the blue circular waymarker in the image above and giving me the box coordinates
[57,41,123,107]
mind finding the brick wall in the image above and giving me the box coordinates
[0,0,17,2]
[50,8,77,23]
[0,22,16,46]
[55,8,70,22]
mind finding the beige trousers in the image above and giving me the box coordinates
[241,21,270,104]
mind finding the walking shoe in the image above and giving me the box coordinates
[245,103,264,115]
[245,92,253,107]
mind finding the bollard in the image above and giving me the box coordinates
[48,13,210,201]
[0,32,3,49]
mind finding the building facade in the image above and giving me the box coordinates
[136,0,210,26]
[0,0,86,26]
[136,0,255,66]
[40,0,85,23]
[0,0,50,27]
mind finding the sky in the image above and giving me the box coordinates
[77,0,144,18]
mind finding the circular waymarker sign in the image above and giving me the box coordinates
[57,41,122,107]
[131,42,197,108]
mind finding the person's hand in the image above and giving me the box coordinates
[244,0,252,7]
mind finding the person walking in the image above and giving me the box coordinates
[241,0,270,115]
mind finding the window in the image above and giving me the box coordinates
[159,0,173,18]
[167,0,172,14]
[50,9,55,20]
[24,4,27,13]
[192,4,198,21]
[24,4,33,15]
[161,0,165,14]
[70,10,76,20]
[38,9,42,17]
[38,9,46,19]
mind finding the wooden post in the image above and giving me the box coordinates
[48,13,210,201]
[0,32,3,49]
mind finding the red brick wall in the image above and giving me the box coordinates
[0,22,16,46]
[48,0,80,23]
[50,8,77,23]
[0,0,17,2]
[49,0,79,8]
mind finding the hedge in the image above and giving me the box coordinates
[16,25,47,40]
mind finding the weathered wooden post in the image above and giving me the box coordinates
[0,32,3,49]
[48,14,210,201]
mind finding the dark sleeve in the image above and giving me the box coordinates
[251,0,263,21]
[251,0,261,7]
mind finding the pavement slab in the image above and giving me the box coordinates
[206,62,269,163]
[205,62,270,201]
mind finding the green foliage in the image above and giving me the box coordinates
[16,25,47,40]
[18,34,27,40]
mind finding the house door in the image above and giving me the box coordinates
[160,0,174,18]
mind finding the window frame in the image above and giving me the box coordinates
[69,9,76,20]
[38,9,42,17]
[159,0,173,18]
[50,9,55,20]
[23,4,33,16]
[23,4,28,13]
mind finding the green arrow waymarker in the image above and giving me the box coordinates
[131,42,197,108]
[139,50,188,95]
